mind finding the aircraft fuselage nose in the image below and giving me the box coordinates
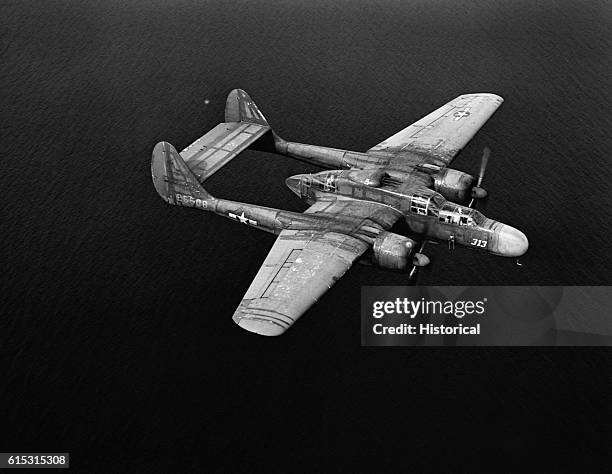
[492,224,529,257]
[285,175,302,197]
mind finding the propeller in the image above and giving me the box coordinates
[408,240,435,284]
[469,147,490,208]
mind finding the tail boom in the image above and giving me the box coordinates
[276,141,379,169]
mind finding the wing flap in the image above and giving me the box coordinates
[180,121,270,183]
[368,93,503,167]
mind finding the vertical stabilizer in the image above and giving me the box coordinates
[225,89,270,126]
[151,141,213,205]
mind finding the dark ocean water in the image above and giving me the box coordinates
[2,1,611,471]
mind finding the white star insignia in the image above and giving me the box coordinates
[228,211,257,226]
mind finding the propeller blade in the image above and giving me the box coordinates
[408,240,428,284]
[476,147,490,187]
[408,264,419,283]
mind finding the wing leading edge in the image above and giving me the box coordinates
[367,93,503,168]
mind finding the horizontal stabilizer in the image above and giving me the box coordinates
[178,89,272,183]
[180,121,270,183]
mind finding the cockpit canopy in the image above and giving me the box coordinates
[306,169,389,191]
[409,190,485,226]
[439,203,485,226]
[304,171,339,192]
[409,190,446,217]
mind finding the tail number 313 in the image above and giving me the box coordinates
[470,238,487,248]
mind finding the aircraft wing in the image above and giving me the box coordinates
[367,93,503,168]
[233,199,402,336]
[180,121,269,183]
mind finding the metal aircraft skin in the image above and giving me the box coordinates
[151,89,528,336]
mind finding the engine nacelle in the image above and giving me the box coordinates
[372,231,417,271]
[434,168,474,202]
